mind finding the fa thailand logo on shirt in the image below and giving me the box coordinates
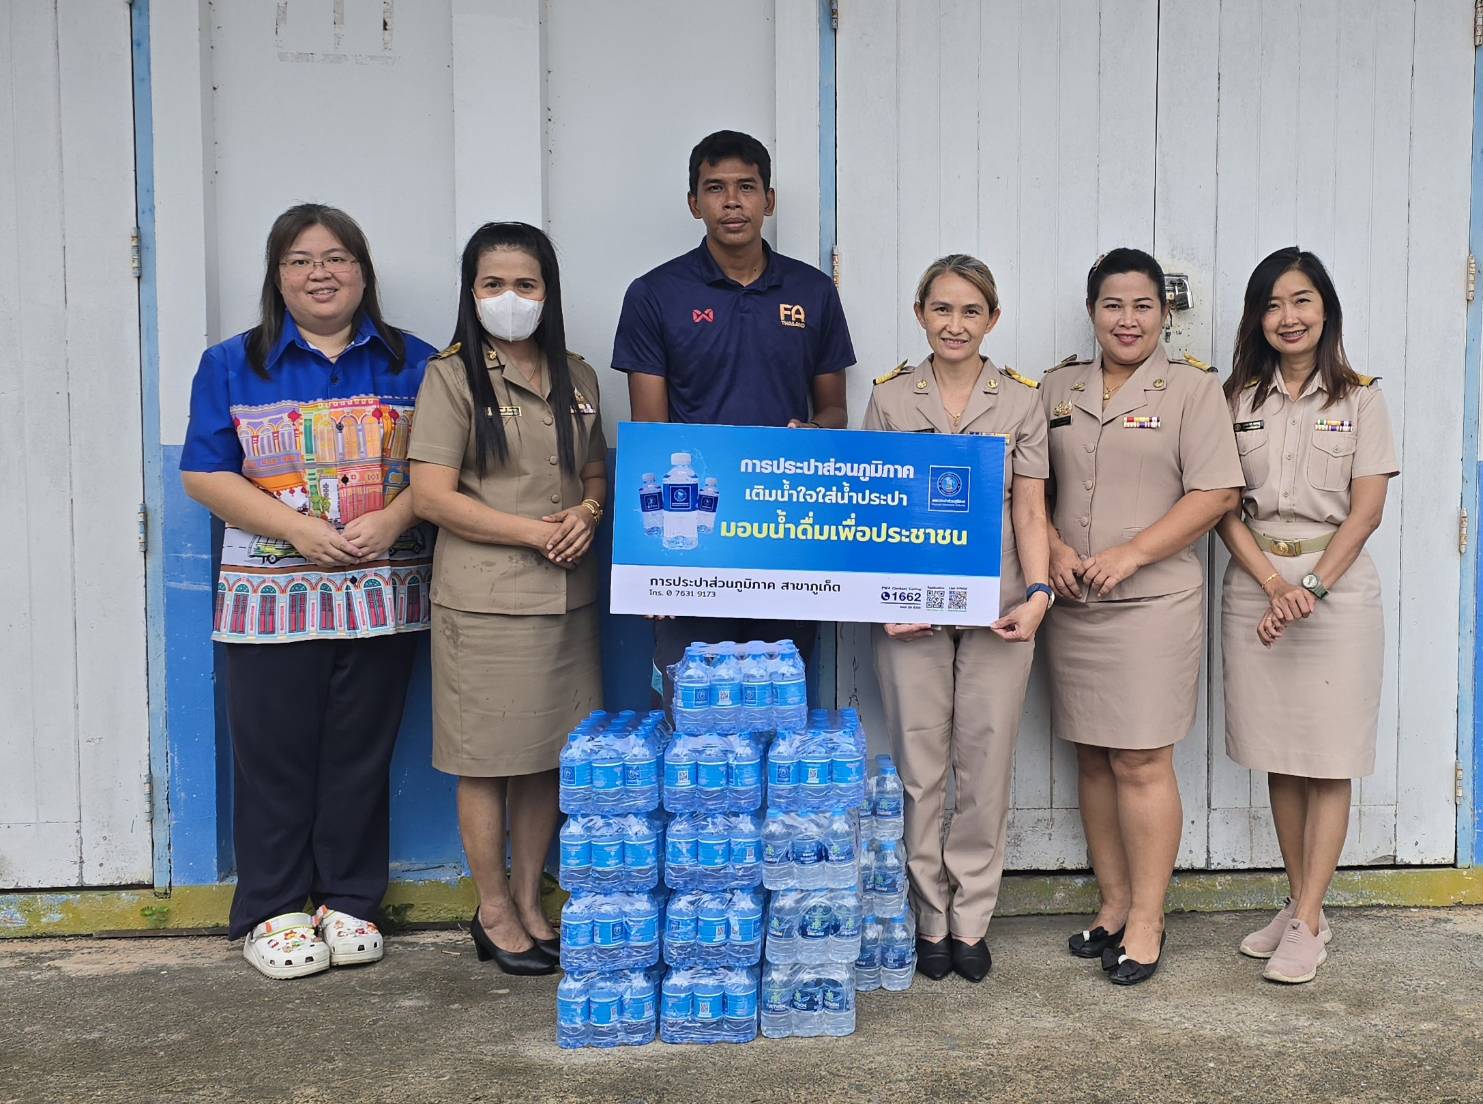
[778,303,806,329]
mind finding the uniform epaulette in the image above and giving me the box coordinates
[874,360,910,386]
[435,342,461,359]
[1355,373,1380,387]
[1045,353,1086,373]
[1003,366,1039,390]
[1180,353,1215,372]
[1243,378,1259,388]
[569,350,588,363]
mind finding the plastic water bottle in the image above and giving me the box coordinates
[665,892,697,965]
[761,810,791,889]
[624,816,659,887]
[880,911,916,991]
[799,735,833,812]
[696,895,730,967]
[628,893,660,963]
[692,974,725,1031]
[739,645,772,732]
[859,775,877,841]
[724,969,756,1037]
[561,895,594,971]
[673,645,712,734]
[640,472,663,536]
[696,741,728,805]
[559,733,593,813]
[589,819,625,889]
[820,965,856,1036]
[623,733,659,811]
[831,893,862,963]
[592,737,625,812]
[823,808,856,889]
[587,980,622,1048]
[708,644,742,735]
[558,816,591,890]
[767,891,800,962]
[664,736,697,812]
[661,970,693,1042]
[855,915,882,992]
[771,643,807,731]
[729,889,764,964]
[831,730,866,807]
[790,972,823,1037]
[728,734,762,810]
[761,963,794,1038]
[873,838,907,911]
[662,452,700,550]
[797,895,836,962]
[557,972,588,1048]
[622,971,658,1045]
[590,897,625,969]
[792,815,824,890]
[696,817,730,890]
[665,814,698,889]
[873,756,904,839]
[767,736,799,810]
[697,477,719,534]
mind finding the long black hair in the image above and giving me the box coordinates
[450,222,579,477]
[245,203,408,379]
[1225,247,1357,411]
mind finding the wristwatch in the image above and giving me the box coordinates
[1300,573,1328,600]
[1026,582,1056,607]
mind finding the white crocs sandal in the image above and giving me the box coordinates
[313,905,384,966]
[243,912,331,980]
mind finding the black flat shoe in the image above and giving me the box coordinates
[1101,941,1123,972]
[1069,924,1125,959]
[1108,931,1167,987]
[469,909,556,976]
[950,938,992,983]
[916,936,953,980]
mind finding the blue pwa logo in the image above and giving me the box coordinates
[928,465,971,513]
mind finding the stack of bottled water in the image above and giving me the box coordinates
[663,888,764,968]
[854,908,917,994]
[664,811,762,890]
[764,889,862,964]
[671,640,808,735]
[762,809,859,890]
[557,967,661,1049]
[760,963,857,1038]
[659,966,759,1044]
[558,812,664,893]
[559,710,667,815]
[559,890,664,972]
[765,717,868,812]
[853,755,915,993]
[663,732,764,812]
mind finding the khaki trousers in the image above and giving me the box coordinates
[872,624,1034,939]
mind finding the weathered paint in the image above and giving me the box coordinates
[5,869,1480,940]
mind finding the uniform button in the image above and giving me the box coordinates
[548,455,558,465]
[1083,480,1093,491]
[544,416,554,426]
[1079,516,1089,527]
[1282,491,1290,498]
[1286,453,1295,460]
[550,493,560,504]
[1289,418,1297,426]
[1084,444,1094,454]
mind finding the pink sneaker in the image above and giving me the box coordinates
[1239,899,1331,959]
[1263,920,1327,984]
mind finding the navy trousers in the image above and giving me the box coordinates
[224,632,417,939]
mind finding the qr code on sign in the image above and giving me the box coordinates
[925,588,945,610]
[948,588,968,611]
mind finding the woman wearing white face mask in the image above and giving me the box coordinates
[410,222,607,975]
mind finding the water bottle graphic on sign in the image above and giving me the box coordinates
[697,477,719,533]
[662,452,699,550]
[639,472,663,536]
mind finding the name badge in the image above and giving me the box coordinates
[1048,415,1072,429]
[1314,419,1353,432]
[487,405,521,418]
[1234,420,1264,432]
[1123,415,1160,430]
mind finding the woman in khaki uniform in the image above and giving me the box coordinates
[1216,248,1398,985]
[1042,248,1242,985]
[862,255,1052,983]
[410,222,607,976]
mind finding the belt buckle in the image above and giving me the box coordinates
[1272,539,1296,557]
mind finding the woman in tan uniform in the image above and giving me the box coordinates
[1042,248,1243,985]
[863,255,1052,983]
[1216,247,1398,985]
[410,222,607,976]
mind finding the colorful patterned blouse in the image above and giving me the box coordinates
[180,313,438,644]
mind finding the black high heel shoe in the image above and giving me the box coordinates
[916,936,953,980]
[950,938,992,983]
[469,909,556,976]
[1069,924,1125,959]
[532,936,561,963]
[1108,931,1167,986]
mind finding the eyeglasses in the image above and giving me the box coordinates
[279,254,359,274]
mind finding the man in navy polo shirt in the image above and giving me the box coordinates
[612,129,856,701]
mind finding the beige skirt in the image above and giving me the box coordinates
[1043,585,1204,750]
[1222,550,1382,779]
[430,601,601,778]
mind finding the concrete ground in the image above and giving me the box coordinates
[1,908,1479,1104]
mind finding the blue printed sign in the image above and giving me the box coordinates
[611,423,1006,625]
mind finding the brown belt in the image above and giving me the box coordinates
[1249,528,1334,557]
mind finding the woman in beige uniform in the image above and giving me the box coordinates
[410,222,607,976]
[863,255,1053,983]
[1042,248,1243,985]
[1216,247,1398,985]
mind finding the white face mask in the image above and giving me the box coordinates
[476,290,544,342]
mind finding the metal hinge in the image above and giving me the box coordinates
[143,776,154,821]
[137,503,147,553]
[1461,507,1470,555]
[1469,255,1477,303]
[130,227,142,279]
[830,0,839,31]
[831,246,840,288]
[1476,0,1483,47]
[1457,762,1465,805]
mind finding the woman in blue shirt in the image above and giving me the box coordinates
[180,203,436,980]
